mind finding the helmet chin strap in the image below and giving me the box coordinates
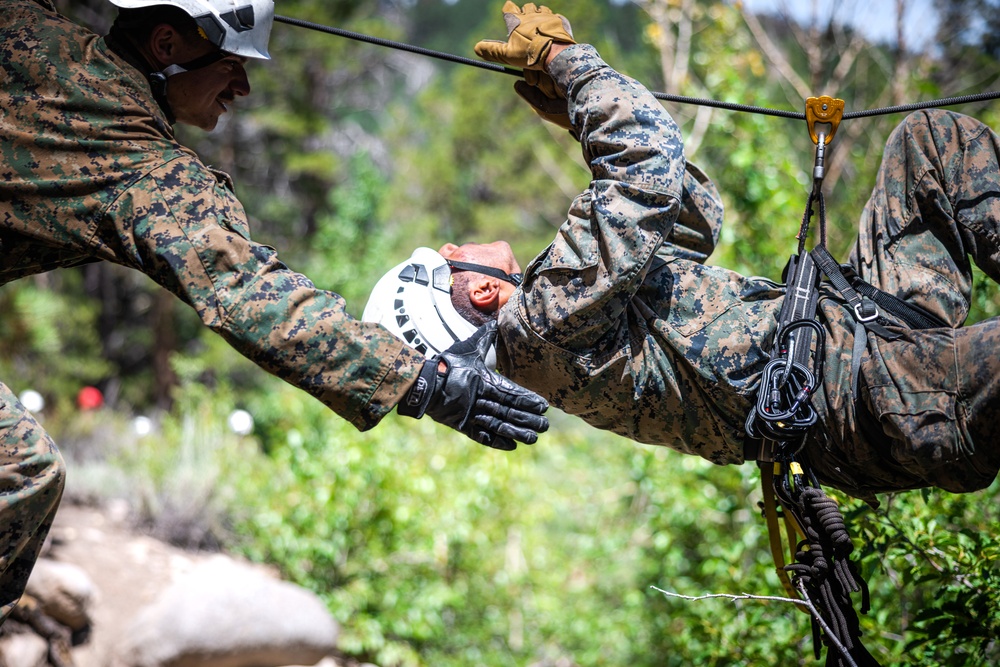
[445,259,523,287]
[148,49,228,109]
[106,22,228,124]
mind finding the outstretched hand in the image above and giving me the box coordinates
[474,2,575,70]
[515,73,574,132]
[397,321,549,451]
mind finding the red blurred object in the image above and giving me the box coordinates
[77,386,104,410]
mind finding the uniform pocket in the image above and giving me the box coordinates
[861,328,991,491]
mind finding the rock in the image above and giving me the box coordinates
[116,556,338,667]
[24,558,97,631]
[0,631,49,667]
[281,658,341,667]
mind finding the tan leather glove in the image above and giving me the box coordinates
[474,2,575,70]
[515,72,574,133]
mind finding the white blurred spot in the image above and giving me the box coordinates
[228,409,254,436]
[132,416,153,437]
[20,389,45,413]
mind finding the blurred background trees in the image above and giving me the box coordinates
[11,1,1000,665]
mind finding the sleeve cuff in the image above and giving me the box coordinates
[546,44,608,96]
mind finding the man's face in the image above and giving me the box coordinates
[438,241,522,275]
[439,241,522,314]
[165,39,251,131]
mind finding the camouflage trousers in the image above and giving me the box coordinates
[820,109,1000,494]
[0,381,65,625]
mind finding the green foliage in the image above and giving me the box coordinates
[969,264,1000,323]
[227,395,794,667]
[0,275,111,409]
[846,485,1000,666]
[302,152,401,312]
[65,376,995,667]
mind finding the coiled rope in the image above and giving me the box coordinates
[273,14,1000,121]
[780,484,877,667]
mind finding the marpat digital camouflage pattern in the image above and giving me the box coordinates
[0,383,65,623]
[1,0,423,620]
[496,45,1000,499]
[0,1,424,424]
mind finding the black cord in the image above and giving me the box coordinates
[273,14,1000,122]
[842,89,1000,119]
[274,15,521,76]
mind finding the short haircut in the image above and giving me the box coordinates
[450,272,498,328]
[112,5,202,44]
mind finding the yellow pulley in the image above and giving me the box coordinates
[805,96,845,145]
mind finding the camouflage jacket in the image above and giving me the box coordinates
[496,46,939,497]
[0,0,423,429]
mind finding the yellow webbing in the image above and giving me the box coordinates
[760,462,809,613]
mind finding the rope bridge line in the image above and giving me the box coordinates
[273,14,1000,121]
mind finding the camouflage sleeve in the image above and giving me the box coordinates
[514,45,686,351]
[103,156,423,430]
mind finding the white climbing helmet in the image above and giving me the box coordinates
[364,248,480,359]
[108,0,274,60]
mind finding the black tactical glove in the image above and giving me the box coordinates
[397,321,549,450]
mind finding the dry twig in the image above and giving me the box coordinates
[650,583,861,667]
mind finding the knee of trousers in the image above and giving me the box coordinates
[890,109,988,168]
[7,436,68,515]
[34,441,67,511]
[897,108,968,136]
[40,445,66,506]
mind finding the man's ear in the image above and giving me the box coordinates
[468,277,502,313]
[147,24,183,65]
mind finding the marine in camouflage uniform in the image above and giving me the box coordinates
[487,43,1000,499]
[0,0,548,624]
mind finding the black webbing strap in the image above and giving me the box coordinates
[781,252,822,366]
[809,244,945,397]
[809,247,898,338]
[744,250,823,454]
[445,259,523,287]
[809,245,895,398]
[815,252,949,330]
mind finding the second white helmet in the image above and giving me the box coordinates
[108,0,274,60]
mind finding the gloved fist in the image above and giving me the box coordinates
[474,1,575,70]
[515,72,574,133]
[397,321,549,451]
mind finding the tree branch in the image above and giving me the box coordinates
[650,585,806,607]
[650,583,862,667]
[740,7,812,101]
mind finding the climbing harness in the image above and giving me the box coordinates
[743,94,951,667]
[742,96,882,667]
